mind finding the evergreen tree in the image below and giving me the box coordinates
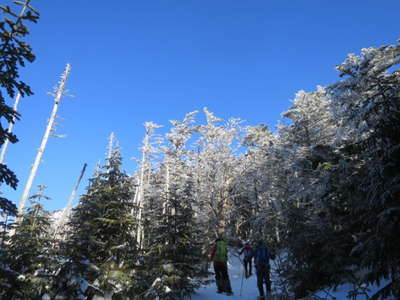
[134,121,163,251]
[143,177,203,300]
[239,124,278,241]
[272,89,345,297]
[0,0,39,216]
[266,42,400,299]
[279,43,400,299]
[58,141,137,299]
[141,113,204,299]
[1,185,53,299]
[326,43,400,299]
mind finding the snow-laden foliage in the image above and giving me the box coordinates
[326,42,400,300]
[0,185,54,299]
[59,143,138,299]
[191,108,244,239]
[133,112,205,299]
[272,42,400,299]
[0,0,39,221]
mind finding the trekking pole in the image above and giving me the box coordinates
[239,256,244,296]
[239,266,245,296]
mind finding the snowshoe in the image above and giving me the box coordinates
[225,291,234,296]
[257,296,265,300]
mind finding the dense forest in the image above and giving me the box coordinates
[0,1,399,299]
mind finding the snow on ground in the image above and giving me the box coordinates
[314,281,394,300]
[192,250,393,300]
[192,252,262,300]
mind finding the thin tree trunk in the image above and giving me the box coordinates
[107,132,115,161]
[275,225,280,243]
[1,215,8,248]
[135,128,149,249]
[135,122,161,249]
[18,64,71,215]
[131,178,140,213]
[0,93,21,164]
[54,163,87,237]
[163,159,170,215]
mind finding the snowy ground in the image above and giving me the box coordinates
[313,281,394,300]
[192,252,263,300]
[192,250,392,300]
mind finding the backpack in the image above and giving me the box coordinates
[255,245,269,267]
[244,249,252,259]
[214,240,228,262]
[243,245,253,259]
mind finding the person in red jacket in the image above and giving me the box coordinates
[239,241,253,278]
[209,237,233,295]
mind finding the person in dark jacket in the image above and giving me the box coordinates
[252,239,272,300]
[209,237,233,295]
[238,241,253,278]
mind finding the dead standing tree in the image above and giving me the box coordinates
[134,121,162,250]
[0,93,21,164]
[18,64,71,215]
[53,162,87,238]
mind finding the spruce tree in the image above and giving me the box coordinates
[1,185,53,299]
[0,0,39,216]
[59,142,137,299]
[326,43,400,299]
[259,42,400,299]
[141,113,204,299]
[143,176,203,300]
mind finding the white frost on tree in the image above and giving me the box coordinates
[18,64,72,215]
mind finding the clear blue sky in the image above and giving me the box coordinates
[3,0,399,212]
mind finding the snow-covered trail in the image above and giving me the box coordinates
[192,253,262,300]
[192,250,390,300]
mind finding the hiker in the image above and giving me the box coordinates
[252,239,272,300]
[209,237,233,295]
[238,241,253,278]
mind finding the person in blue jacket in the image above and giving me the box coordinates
[252,239,272,300]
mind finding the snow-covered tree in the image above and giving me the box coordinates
[138,112,204,299]
[134,122,163,251]
[0,0,39,222]
[18,63,71,214]
[58,138,137,299]
[239,124,280,242]
[272,78,355,299]
[1,185,54,299]
[191,108,243,239]
[270,42,400,299]
[325,42,400,299]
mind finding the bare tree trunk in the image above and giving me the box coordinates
[135,129,149,250]
[275,225,280,243]
[54,163,87,237]
[0,93,21,164]
[107,132,115,161]
[163,158,170,215]
[18,64,71,215]
[131,178,140,213]
[135,122,161,250]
